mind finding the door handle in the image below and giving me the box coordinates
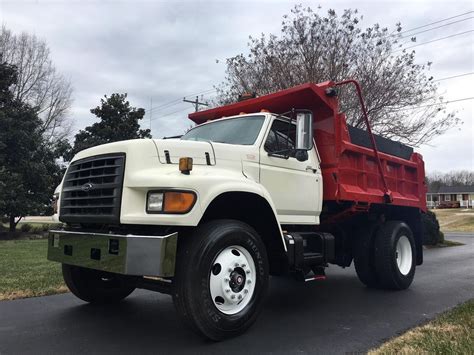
[306,166,317,173]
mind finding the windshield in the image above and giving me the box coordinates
[181,115,265,145]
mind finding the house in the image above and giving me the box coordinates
[426,185,474,208]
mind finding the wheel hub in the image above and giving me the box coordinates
[209,246,256,315]
[229,268,246,292]
[396,235,413,276]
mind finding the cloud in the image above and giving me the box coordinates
[1,0,472,170]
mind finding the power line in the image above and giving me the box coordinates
[149,98,182,112]
[399,16,474,39]
[397,10,474,36]
[149,88,216,113]
[150,105,192,122]
[148,90,213,114]
[394,97,474,111]
[433,72,474,82]
[393,30,474,52]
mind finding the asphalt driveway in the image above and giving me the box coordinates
[0,232,472,354]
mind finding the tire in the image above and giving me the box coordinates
[172,219,269,341]
[62,264,135,304]
[353,223,380,288]
[373,221,416,290]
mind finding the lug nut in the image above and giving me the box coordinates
[234,263,239,267]
[231,295,235,299]
[238,295,242,300]
[224,278,229,282]
[241,264,246,268]
[244,289,249,294]
[225,289,231,293]
[228,268,233,273]
[246,269,250,274]
[247,280,252,284]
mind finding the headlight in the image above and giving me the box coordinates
[146,191,196,214]
[147,192,164,212]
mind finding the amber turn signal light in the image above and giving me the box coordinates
[163,191,196,213]
[179,157,193,174]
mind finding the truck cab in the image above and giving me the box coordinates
[48,81,426,341]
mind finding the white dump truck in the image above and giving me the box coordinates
[48,81,427,340]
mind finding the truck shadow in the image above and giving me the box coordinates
[52,268,416,353]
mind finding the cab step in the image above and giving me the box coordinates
[284,232,335,269]
[303,252,324,265]
[306,265,327,282]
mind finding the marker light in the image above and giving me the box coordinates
[163,191,196,213]
[179,157,193,174]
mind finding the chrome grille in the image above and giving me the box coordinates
[60,153,125,224]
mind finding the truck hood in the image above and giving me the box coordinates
[153,139,216,165]
[70,138,257,180]
[71,139,159,164]
[154,139,259,180]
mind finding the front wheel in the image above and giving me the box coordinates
[172,220,269,341]
[62,264,135,304]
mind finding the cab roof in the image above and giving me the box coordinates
[188,81,338,124]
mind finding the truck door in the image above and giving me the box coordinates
[259,118,322,225]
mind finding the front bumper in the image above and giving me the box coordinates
[47,230,178,277]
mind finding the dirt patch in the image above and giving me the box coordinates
[0,286,69,301]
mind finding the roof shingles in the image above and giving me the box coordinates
[428,185,474,194]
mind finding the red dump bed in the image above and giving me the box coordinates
[189,82,427,212]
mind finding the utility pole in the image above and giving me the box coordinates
[183,95,209,112]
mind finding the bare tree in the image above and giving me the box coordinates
[216,6,459,146]
[0,25,73,139]
[427,170,474,190]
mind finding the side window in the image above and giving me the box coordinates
[264,119,296,157]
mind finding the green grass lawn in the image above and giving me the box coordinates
[433,208,474,233]
[370,299,474,354]
[0,239,67,300]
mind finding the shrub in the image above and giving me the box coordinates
[20,223,32,233]
[31,226,44,234]
[422,210,443,245]
[438,231,445,244]
[49,223,63,230]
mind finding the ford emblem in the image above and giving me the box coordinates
[81,182,94,192]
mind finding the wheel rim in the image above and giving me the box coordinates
[396,235,412,275]
[209,245,256,315]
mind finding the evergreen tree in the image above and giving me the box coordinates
[0,62,59,232]
[70,93,151,158]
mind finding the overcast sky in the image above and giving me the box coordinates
[1,0,473,173]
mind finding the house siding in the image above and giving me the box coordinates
[426,187,474,208]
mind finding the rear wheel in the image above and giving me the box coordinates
[172,220,269,341]
[373,221,416,290]
[62,264,135,303]
[353,223,380,288]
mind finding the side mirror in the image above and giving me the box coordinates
[295,111,313,150]
[295,150,308,162]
